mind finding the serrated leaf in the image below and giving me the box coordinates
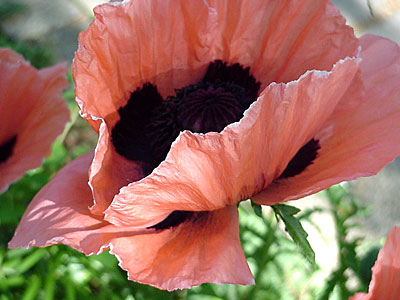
[251,202,263,218]
[272,204,316,266]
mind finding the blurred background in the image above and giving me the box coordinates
[0,0,399,299]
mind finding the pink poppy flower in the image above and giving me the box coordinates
[0,48,69,193]
[9,0,400,291]
[350,227,400,300]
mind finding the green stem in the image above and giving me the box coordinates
[58,108,79,145]
[171,289,187,300]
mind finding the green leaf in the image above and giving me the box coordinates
[251,202,263,218]
[367,0,375,17]
[0,2,27,21]
[22,275,41,300]
[271,204,316,266]
[171,290,188,300]
[14,249,46,274]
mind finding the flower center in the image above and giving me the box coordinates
[112,60,260,175]
[0,135,17,164]
[111,61,321,231]
[174,81,246,133]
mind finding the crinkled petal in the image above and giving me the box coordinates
[10,152,252,291]
[73,0,218,211]
[91,206,253,291]
[88,120,145,215]
[349,227,400,300]
[73,0,358,121]
[8,151,146,254]
[105,57,359,227]
[8,152,109,250]
[253,35,400,205]
[0,49,41,137]
[73,0,216,121]
[0,48,69,193]
[73,0,359,213]
[243,0,358,86]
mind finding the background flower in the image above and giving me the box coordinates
[0,47,69,193]
[349,227,400,300]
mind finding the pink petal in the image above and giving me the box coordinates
[0,48,69,193]
[349,227,400,300]
[73,0,359,213]
[349,294,369,300]
[73,0,216,121]
[95,206,253,291]
[74,0,357,121]
[0,49,41,137]
[8,152,109,250]
[246,0,359,86]
[104,56,359,227]
[10,152,252,290]
[253,35,400,205]
[88,121,145,215]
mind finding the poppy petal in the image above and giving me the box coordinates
[9,152,252,290]
[349,227,400,300]
[73,0,216,122]
[247,0,358,85]
[8,151,148,254]
[73,0,220,211]
[349,293,369,300]
[104,56,359,227]
[74,0,358,121]
[0,49,41,137]
[86,206,253,291]
[88,120,145,215]
[8,152,109,250]
[74,0,359,213]
[0,49,69,192]
[253,35,400,205]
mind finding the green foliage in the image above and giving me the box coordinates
[359,246,380,286]
[0,1,53,69]
[272,204,316,267]
[318,185,370,300]
[0,32,54,69]
[251,202,263,218]
[0,245,173,300]
[0,2,27,21]
[366,0,375,17]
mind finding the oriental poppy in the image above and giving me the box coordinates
[0,48,69,193]
[349,227,400,300]
[10,0,400,291]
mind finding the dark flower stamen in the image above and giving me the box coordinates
[203,60,260,105]
[111,60,261,230]
[279,138,321,179]
[111,83,164,174]
[174,81,246,133]
[112,60,261,177]
[148,210,194,231]
[0,135,17,164]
